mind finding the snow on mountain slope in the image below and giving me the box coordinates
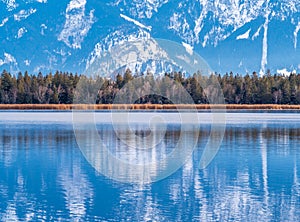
[1,0,18,11]
[0,0,300,76]
[167,0,266,46]
[86,28,177,76]
[120,13,152,31]
[13,8,37,21]
[0,52,18,72]
[0,17,8,27]
[58,0,95,49]
[294,22,300,49]
[236,29,251,40]
[16,27,27,39]
[112,0,169,19]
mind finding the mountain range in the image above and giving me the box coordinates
[1,0,300,76]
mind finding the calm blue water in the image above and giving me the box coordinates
[0,113,300,221]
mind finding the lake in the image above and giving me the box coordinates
[0,111,300,221]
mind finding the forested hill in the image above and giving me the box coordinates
[1,69,300,105]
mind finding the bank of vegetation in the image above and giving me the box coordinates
[1,69,300,106]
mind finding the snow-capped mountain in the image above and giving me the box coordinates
[1,0,300,76]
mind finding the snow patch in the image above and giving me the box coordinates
[252,25,262,40]
[120,14,152,31]
[236,29,251,40]
[277,68,295,76]
[176,54,191,65]
[260,1,270,77]
[24,60,31,66]
[194,0,209,43]
[0,53,17,66]
[238,60,243,68]
[33,65,48,74]
[67,0,86,11]
[167,0,269,46]
[114,0,168,19]
[58,0,95,49]
[14,8,37,21]
[182,42,193,55]
[2,0,18,11]
[169,13,181,32]
[0,18,9,27]
[16,27,27,39]
[294,22,300,49]
[40,24,47,35]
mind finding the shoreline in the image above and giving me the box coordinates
[0,104,300,110]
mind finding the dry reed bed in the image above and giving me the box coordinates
[0,104,300,110]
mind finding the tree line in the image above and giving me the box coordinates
[1,69,300,105]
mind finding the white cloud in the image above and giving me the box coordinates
[35,0,47,3]
[14,8,37,21]
[236,29,251,40]
[58,0,95,49]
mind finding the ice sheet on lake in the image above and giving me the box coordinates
[0,112,299,126]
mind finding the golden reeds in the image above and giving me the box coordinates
[0,104,299,110]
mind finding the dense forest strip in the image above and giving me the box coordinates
[2,69,300,105]
[1,104,300,110]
